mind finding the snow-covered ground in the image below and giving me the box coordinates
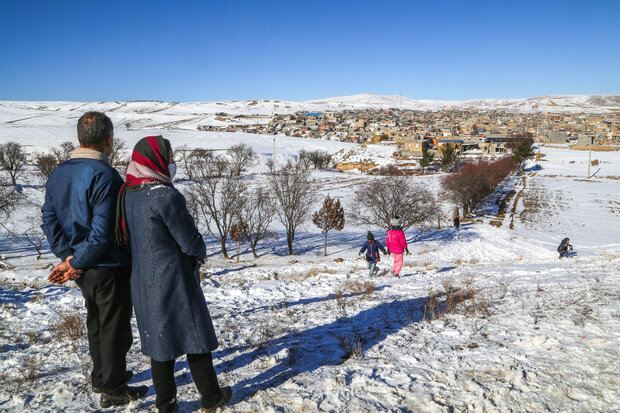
[0,108,619,412]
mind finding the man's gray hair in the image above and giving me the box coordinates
[77,112,113,146]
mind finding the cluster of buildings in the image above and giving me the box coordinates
[198,109,620,157]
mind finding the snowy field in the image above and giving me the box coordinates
[0,106,619,412]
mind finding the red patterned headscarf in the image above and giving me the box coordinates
[115,136,174,247]
[126,135,174,187]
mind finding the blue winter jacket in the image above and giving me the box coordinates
[41,157,129,270]
[359,240,387,263]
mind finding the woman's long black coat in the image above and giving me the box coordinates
[125,185,217,361]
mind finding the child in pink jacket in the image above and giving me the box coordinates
[385,217,409,277]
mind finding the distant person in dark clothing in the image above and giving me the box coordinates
[557,237,573,258]
[452,206,460,230]
[359,231,387,276]
[42,112,147,408]
[116,136,232,413]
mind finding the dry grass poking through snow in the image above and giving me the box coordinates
[452,258,480,265]
[277,267,338,282]
[423,275,507,321]
[569,145,620,151]
[50,311,92,390]
[601,251,620,260]
[338,334,363,361]
[17,355,41,387]
[51,312,85,342]
[333,281,374,318]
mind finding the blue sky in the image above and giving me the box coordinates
[1,0,619,101]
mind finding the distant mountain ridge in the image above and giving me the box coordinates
[2,94,619,118]
[307,93,620,112]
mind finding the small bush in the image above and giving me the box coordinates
[348,280,375,296]
[33,153,59,179]
[18,355,41,385]
[424,276,495,320]
[253,318,285,351]
[369,164,403,176]
[334,286,348,318]
[338,334,363,360]
[27,331,41,343]
[497,278,513,299]
[423,289,441,321]
[51,312,85,342]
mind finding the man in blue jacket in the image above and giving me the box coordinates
[41,112,147,408]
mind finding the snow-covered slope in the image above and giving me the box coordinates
[0,131,619,412]
[1,92,619,135]
[309,93,620,113]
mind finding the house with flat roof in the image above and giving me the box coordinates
[401,139,429,156]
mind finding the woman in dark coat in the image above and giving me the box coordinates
[116,136,232,413]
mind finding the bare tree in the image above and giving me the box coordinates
[176,146,212,181]
[185,156,246,259]
[297,150,313,169]
[51,141,75,164]
[265,158,275,174]
[33,141,76,180]
[312,195,345,256]
[237,187,276,258]
[299,149,333,169]
[33,153,59,180]
[109,138,130,177]
[0,142,27,186]
[23,218,46,260]
[350,176,437,231]
[108,138,127,165]
[175,145,192,179]
[269,160,318,255]
[0,177,20,219]
[419,193,443,229]
[442,158,516,217]
[227,144,256,177]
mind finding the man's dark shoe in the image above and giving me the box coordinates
[100,385,148,408]
[92,371,134,393]
[200,386,233,412]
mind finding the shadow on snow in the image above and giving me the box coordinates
[222,296,427,406]
[153,295,428,410]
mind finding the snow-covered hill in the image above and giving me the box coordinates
[309,93,620,113]
[1,93,619,139]
[0,128,619,412]
[1,94,618,154]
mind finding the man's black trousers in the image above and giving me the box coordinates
[75,266,133,394]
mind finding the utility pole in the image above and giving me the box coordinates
[587,136,593,178]
[273,136,276,173]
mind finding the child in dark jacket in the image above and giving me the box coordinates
[359,232,387,277]
[557,237,573,258]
